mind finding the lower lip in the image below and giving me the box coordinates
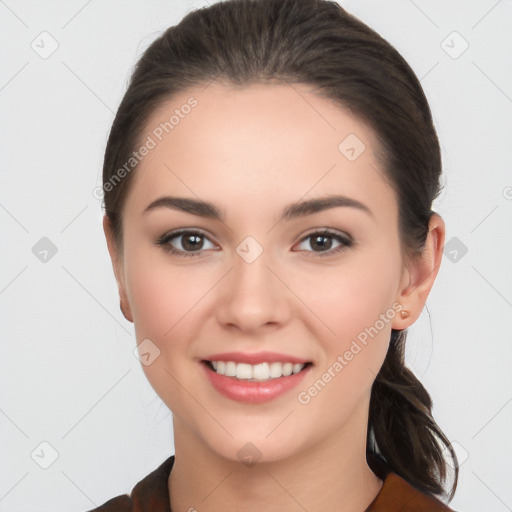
[201,361,312,404]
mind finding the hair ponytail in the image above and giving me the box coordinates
[368,329,458,500]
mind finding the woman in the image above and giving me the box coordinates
[91,0,459,510]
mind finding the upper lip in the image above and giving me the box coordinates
[202,351,311,365]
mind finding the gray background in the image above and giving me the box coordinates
[1,0,511,510]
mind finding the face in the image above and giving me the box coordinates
[107,81,414,464]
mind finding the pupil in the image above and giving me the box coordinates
[313,235,331,251]
[183,234,202,251]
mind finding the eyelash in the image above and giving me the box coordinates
[155,229,353,258]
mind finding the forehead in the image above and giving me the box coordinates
[124,81,395,218]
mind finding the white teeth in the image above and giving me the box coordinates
[235,363,252,379]
[209,360,307,381]
[282,362,293,376]
[292,363,303,374]
[269,362,283,378]
[252,362,270,380]
[225,361,237,377]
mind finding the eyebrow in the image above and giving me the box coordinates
[143,194,373,221]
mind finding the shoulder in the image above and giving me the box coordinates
[366,472,457,512]
[366,453,458,512]
[83,455,175,512]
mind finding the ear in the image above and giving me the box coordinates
[392,213,445,330]
[103,215,133,323]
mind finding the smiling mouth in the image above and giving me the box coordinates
[202,360,313,382]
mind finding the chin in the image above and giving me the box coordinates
[196,421,310,466]
[215,440,299,466]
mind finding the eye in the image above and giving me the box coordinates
[156,228,352,258]
[156,229,217,257]
[294,229,353,257]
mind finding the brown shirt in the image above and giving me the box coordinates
[86,454,456,511]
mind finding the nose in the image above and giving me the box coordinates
[215,249,292,333]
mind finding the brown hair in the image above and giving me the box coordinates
[102,0,458,500]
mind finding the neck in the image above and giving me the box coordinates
[168,413,383,512]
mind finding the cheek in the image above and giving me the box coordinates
[124,251,214,384]
[125,251,200,339]
[128,272,174,338]
[295,264,396,428]
[293,255,401,345]
[124,255,197,409]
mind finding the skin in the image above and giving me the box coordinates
[104,81,445,512]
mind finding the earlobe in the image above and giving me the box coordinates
[392,214,445,330]
[119,298,133,323]
[102,215,134,323]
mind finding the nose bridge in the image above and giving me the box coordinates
[216,240,290,330]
